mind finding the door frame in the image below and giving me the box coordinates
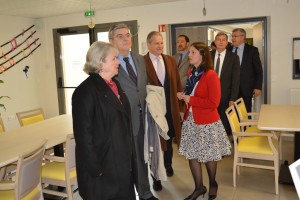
[53,20,138,114]
[170,17,268,104]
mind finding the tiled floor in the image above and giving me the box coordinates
[73,138,299,200]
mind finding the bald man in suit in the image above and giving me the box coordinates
[144,31,185,191]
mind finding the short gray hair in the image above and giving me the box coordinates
[232,28,246,38]
[215,32,228,40]
[83,41,118,74]
[108,23,130,39]
[146,31,162,44]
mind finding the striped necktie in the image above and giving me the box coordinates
[123,57,137,85]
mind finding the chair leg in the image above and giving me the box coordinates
[66,184,73,200]
[233,156,237,187]
[274,157,279,195]
[237,158,241,175]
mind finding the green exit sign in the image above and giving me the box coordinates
[85,11,94,17]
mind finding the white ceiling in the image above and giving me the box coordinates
[0,0,184,19]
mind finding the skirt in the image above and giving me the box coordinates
[179,113,231,162]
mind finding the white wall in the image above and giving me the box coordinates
[0,15,43,130]
[1,0,300,130]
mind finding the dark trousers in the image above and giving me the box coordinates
[218,102,232,135]
[242,95,252,113]
[163,137,173,170]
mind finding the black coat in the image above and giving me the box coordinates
[211,50,240,104]
[72,73,135,200]
[229,43,263,98]
[211,49,240,134]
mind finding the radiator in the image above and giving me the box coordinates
[291,88,300,105]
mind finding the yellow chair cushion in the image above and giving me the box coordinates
[21,114,44,126]
[238,136,278,155]
[0,185,40,200]
[245,126,263,133]
[0,189,14,200]
[42,162,76,181]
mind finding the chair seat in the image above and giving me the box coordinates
[42,162,76,181]
[245,126,263,133]
[238,136,278,155]
[0,185,40,200]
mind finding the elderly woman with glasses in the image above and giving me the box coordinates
[72,41,135,200]
[177,42,231,200]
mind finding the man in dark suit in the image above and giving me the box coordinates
[109,24,158,200]
[229,28,263,112]
[211,32,240,135]
[144,31,185,191]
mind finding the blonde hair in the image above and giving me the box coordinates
[83,41,118,74]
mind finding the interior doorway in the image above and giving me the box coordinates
[169,17,268,112]
[53,20,138,114]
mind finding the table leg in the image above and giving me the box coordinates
[54,144,64,157]
[294,132,300,161]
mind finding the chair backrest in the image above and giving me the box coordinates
[234,98,248,121]
[0,116,5,133]
[15,139,47,199]
[65,134,76,180]
[16,108,45,127]
[225,105,242,134]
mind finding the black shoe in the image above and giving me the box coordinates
[184,186,207,200]
[139,196,159,200]
[153,180,162,191]
[208,181,218,200]
[166,167,174,177]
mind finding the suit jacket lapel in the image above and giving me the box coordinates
[241,44,248,67]
[131,53,141,86]
[145,53,160,85]
[220,51,230,79]
[118,64,132,83]
[162,54,172,85]
[179,55,189,69]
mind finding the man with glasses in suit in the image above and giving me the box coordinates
[229,28,263,113]
[109,24,158,200]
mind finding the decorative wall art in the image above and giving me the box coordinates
[0,25,41,74]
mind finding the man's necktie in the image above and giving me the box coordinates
[234,47,238,54]
[215,53,220,76]
[156,57,164,85]
[177,53,183,68]
[123,57,137,85]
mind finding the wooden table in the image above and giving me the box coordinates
[257,104,300,132]
[0,114,73,168]
[257,104,300,184]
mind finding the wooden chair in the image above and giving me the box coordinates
[234,98,284,160]
[16,108,45,127]
[234,97,260,122]
[0,139,46,200]
[41,134,77,199]
[0,117,16,181]
[225,105,279,194]
[0,116,5,133]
